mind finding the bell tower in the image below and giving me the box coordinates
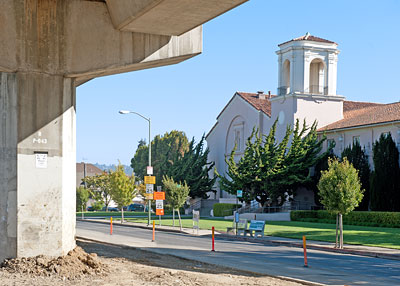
[270,33,344,137]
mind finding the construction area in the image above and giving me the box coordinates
[0,240,304,286]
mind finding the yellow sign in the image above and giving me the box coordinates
[144,176,156,184]
[145,193,154,200]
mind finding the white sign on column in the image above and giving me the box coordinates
[35,153,48,169]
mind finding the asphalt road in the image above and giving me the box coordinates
[77,220,400,286]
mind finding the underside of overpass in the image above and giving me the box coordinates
[0,0,247,262]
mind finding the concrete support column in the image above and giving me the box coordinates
[0,72,76,262]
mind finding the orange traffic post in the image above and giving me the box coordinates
[303,235,308,267]
[211,226,215,252]
[110,217,113,235]
[152,220,155,242]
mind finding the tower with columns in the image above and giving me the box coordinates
[271,33,344,140]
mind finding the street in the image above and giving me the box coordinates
[77,220,400,286]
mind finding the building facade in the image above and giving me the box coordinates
[206,33,400,207]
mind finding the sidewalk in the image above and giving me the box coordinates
[78,218,400,261]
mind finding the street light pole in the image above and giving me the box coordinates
[147,117,151,226]
[119,110,152,225]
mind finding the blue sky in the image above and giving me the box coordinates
[76,0,400,165]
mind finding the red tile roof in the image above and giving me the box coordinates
[319,101,400,132]
[343,101,382,113]
[279,34,336,46]
[237,92,273,117]
[206,92,273,139]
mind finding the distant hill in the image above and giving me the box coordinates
[93,163,133,175]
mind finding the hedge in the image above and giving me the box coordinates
[290,210,400,228]
[213,203,241,217]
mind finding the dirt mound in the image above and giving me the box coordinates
[1,246,108,280]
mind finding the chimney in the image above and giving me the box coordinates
[257,90,265,100]
[268,91,271,98]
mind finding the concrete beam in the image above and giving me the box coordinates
[0,0,202,78]
[105,0,248,36]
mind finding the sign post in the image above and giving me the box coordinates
[154,190,165,226]
[235,190,242,235]
[193,210,200,235]
[144,175,156,225]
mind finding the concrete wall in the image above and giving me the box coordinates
[0,72,77,261]
[206,94,271,199]
[0,73,18,261]
[323,123,400,168]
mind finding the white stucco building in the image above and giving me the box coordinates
[206,33,400,207]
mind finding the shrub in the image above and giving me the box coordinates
[213,203,241,217]
[291,210,400,228]
[92,201,104,211]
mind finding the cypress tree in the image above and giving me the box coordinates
[167,135,216,199]
[341,141,371,210]
[370,133,400,211]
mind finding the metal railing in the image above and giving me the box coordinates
[304,85,328,95]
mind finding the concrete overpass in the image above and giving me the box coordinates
[0,0,247,262]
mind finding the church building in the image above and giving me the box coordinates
[206,33,400,208]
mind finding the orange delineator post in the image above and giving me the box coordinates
[110,217,113,235]
[152,220,155,242]
[211,226,215,252]
[303,235,308,267]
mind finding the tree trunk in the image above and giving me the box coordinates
[335,213,339,248]
[339,213,344,249]
[121,208,124,224]
[177,208,182,231]
[173,209,175,227]
[82,206,84,219]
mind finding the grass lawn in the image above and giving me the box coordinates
[123,217,400,249]
[77,211,148,217]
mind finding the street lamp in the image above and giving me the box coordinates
[119,110,152,225]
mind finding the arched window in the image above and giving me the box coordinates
[279,59,290,95]
[309,59,326,94]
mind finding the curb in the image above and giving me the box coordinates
[77,218,188,234]
[76,236,327,286]
[217,234,400,261]
[78,219,400,261]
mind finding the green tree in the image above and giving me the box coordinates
[275,120,328,203]
[307,151,337,207]
[167,135,216,199]
[109,163,137,223]
[341,141,371,210]
[318,158,363,248]
[218,119,328,207]
[370,133,400,211]
[83,172,113,211]
[217,122,289,206]
[76,186,89,217]
[131,131,189,185]
[162,175,190,230]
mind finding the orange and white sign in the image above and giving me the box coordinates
[156,200,164,216]
[153,192,165,200]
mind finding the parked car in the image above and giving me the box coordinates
[127,203,145,212]
[101,206,119,212]
[86,206,94,212]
